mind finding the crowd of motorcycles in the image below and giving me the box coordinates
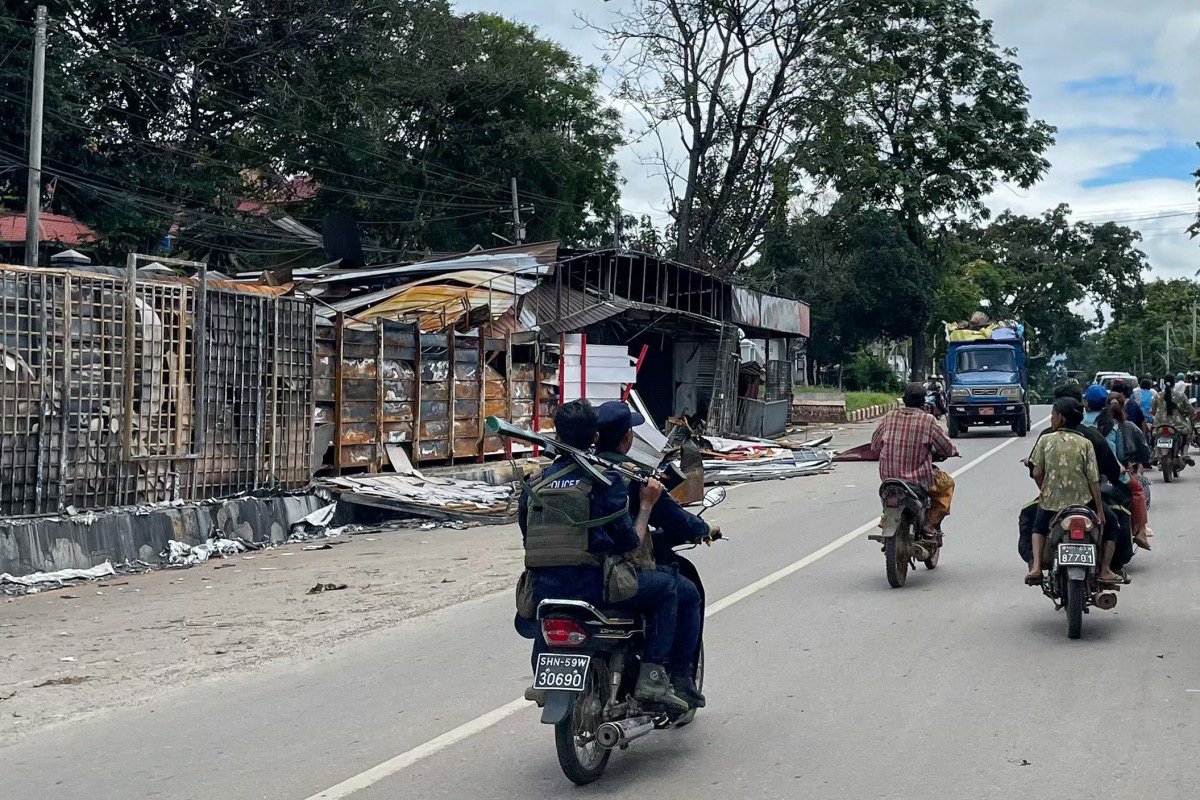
[885,379,1200,642]
[494,383,1199,785]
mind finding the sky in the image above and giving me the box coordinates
[454,0,1200,279]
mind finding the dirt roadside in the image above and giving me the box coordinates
[0,420,877,746]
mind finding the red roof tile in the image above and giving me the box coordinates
[0,212,97,245]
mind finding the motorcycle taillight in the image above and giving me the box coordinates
[883,495,901,508]
[542,618,588,648]
[1063,516,1092,541]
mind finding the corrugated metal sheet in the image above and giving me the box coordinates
[731,287,810,337]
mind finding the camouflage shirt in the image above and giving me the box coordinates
[1031,429,1099,512]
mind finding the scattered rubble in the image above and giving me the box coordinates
[162,538,248,566]
[699,434,834,484]
[322,472,514,522]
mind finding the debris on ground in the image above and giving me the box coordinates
[162,537,247,566]
[0,561,145,597]
[307,582,349,595]
[699,435,834,484]
[321,473,514,522]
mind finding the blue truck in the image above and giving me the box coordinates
[943,322,1030,439]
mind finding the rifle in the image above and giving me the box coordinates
[485,416,684,490]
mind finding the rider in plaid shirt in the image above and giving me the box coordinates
[872,383,960,531]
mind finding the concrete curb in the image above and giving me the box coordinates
[847,399,901,423]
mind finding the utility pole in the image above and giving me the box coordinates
[1165,323,1172,374]
[1191,300,1197,358]
[612,213,621,252]
[24,5,47,268]
[508,178,532,246]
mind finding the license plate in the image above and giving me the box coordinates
[1157,438,1174,449]
[533,653,591,692]
[1057,543,1096,567]
[978,407,995,416]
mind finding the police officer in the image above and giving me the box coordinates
[518,400,689,713]
[594,400,713,709]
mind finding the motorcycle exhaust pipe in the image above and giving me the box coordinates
[597,716,656,749]
[1093,591,1118,610]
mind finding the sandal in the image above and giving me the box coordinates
[1024,573,1043,586]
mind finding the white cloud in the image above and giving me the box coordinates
[457,0,1200,276]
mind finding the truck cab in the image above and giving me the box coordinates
[944,323,1030,439]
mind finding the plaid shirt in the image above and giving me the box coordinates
[871,407,958,488]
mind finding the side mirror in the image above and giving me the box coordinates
[702,487,727,509]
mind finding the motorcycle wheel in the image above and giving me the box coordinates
[674,643,703,728]
[885,529,909,588]
[554,661,611,785]
[1066,578,1084,640]
[1163,459,1174,483]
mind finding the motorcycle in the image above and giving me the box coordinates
[1033,506,1119,639]
[923,382,946,420]
[1154,424,1186,483]
[533,486,726,785]
[869,477,943,588]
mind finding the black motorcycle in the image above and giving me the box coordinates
[869,479,942,587]
[1154,424,1186,482]
[532,487,726,785]
[1034,506,1119,639]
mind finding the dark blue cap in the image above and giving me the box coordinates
[596,401,645,435]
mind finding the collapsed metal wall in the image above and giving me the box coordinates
[0,266,314,516]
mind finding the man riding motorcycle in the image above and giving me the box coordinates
[593,400,714,709]
[872,382,958,533]
[515,399,689,713]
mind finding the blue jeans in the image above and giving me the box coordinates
[611,566,678,665]
[668,571,702,680]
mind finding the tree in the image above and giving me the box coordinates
[0,2,623,265]
[593,0,845,273]
[951,204,1149,358]
[1094,279,1200,376]
[798,0,1056,377]
[752,203,930,374]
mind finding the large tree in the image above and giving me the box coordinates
[594,0,845,274]
[0,2,623,265]
[798,0,1056,377]
[753,203,931,374]
[951,204,1148,358]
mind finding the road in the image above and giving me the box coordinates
[5,407,1199,799]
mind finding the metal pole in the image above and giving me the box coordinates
[1165,323,1171,374]
[24,5,47,268]
[510,178,523,246]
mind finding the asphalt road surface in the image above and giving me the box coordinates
[6,407,1199,799]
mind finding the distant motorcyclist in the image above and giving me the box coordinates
[872,382,959,534]
[516,400,689,713]
[1152,381,1195,465]
[593,400,712,709]
[1133,376,1157,432]
[924,376,948,416]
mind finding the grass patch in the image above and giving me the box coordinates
[793,386,899,413]
[845,391,899,414]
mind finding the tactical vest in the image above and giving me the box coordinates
[523,464,626,569]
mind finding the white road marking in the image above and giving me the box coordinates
[304,417,1048,800]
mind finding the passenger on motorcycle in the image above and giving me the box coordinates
[1025,398,1122,585]
[872,382,959,534]
[1017,385,1131,575]
[1133,377,1157,432]
[516,400,689,713]
[594,400,714,709]
[1152,382,1195,464]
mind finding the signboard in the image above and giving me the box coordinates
[731,287,810,337]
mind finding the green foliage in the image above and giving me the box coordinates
[844,351,902,393]
[0,2,623,266]
[1090,279,1200,376]
[950,204,1148,357]
[752,204,930,367]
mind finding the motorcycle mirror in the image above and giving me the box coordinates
[702,487,727,509]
